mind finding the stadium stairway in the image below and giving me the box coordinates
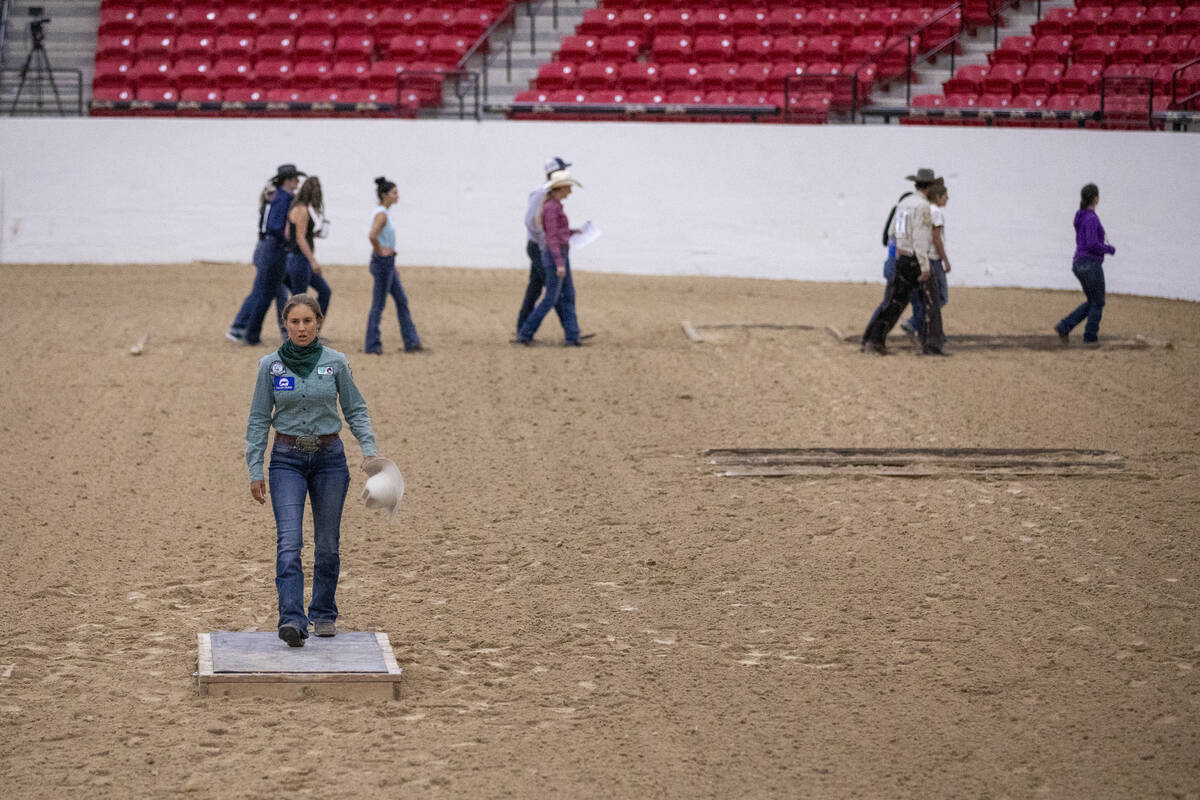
[1,0,101,114]
[869,0,1078,110]
[453,0,595,116]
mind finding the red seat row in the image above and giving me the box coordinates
[1032,5,1200,37]
[942,61,1198,97]
[534,59,875,92]
[97,33,475,64]
[577,6,941,38]
[556,32,920,65]
[98,4,504,39]
[93,56,448,91]
[988,32,1200,66]
[906,91,1174,129]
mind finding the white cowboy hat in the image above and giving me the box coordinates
[361,457,405,521]
[543,169,582,192]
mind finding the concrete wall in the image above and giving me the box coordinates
[1,118,1197,299]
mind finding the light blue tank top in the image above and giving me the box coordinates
[373,205,395,250]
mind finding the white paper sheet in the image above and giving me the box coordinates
[569,221,601,250]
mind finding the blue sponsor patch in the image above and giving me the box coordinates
[274,376,295,391]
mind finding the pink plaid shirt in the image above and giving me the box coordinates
[542,196,571,269]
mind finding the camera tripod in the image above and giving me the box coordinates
[10,19,65,115]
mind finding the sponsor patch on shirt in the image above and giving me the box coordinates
[316,365,335,376]
[270,361,285,376]
[274,376,295,391]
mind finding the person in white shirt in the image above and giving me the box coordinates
[903,180,950,339]
[861,167,947,356]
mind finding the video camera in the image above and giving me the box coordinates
[28,6,51,45]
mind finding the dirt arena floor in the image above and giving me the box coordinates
[1,262,1198,799]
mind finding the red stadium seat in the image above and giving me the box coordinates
[1022,63,1063,96]
[651,35,693,62]
[139,7,181,37]
[98,4,139,38]
[599,36,642,62]
[223,87,267,106]
[577,61,620,91]
[429,35,470,65]
[735,35,774,62]
[215,34,255,60]
[1174,7,1200,36]
[135,33,175,60]
[692,10,732,35]
[660,62,702,91]
[991,35,1035,65]
[93,57,135,90]
[1134,5,1179,36]
[765,8,807,36]
[701,62,740,90]
[331,61,370,88]
[1069,7,1109,38]
[1059,63,1103,96]
[1099,6,1144,36]
[179,7,221,38]
[132,59,173,89]
[731,8,769,35]
[414,9,456,37]
[1157,33,1194,62]
[295,34,334,60]
[179,87,222,104]
[212,58,253,89]
[1112,35,1157,64]
[770,36,809,64]
[368,61,407,91]
[976,92,1011,108]
[174,57,214,90]
[256,33,295,59]
[800,8,838,37]
[577,9,619,37]
[656,10,695,37]
[982,63,1025,96]
[559,35,601,63]
[261,8,302,36]
[373,8,419,39]
[862,7,900,38]
[291,61,331,89]
[297,8,338,37]
[693,35,734,64]
[387,35,429,61]
[336,8,377,37]
[616,10,657,37]
[254,59,295,89]
[135,86,179,104]
[733,62,773,91]
[535,62,577,90]
[806,35,843,64]
[219,6,263,38]
[942,63,987,96]
[1030,34,1073,66]
[625,90,667,106]
[618,62,661,90]
[830,8,870,38]
[1032,7,1074,37]
[96,32,139,61]
[844,35,884,64]
[450,9,494,39]
[666,89,706,105]
[1074,35,1120,66]
[335,35,375,62]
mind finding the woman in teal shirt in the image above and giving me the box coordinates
[246,295,378,647]
[364,175,424,354]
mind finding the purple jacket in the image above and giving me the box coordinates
[542,195,571,269]
[1073,208,1116,263]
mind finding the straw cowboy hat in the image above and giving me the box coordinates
[361,457,405,521]
[543,169,582,192]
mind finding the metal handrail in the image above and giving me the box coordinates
[865,2,966,107]
[1,66,83,115]
[0,0,12,67]
[1171,56,1200,110]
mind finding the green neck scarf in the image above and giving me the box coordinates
[278,339,324,378]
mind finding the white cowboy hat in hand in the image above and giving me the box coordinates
[361,457,405,521]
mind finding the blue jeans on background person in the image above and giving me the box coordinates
[907,258,948,333]
[1056,257,1106,342]
[364,253,421,353]
[518,247,580,344]
[516,240,545,334]
[862,241,902,343]
[268,438,351,635]
[230,240,287,340]
[285,252,332,316]
[242,238,289,345]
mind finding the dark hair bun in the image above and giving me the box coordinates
[375,176,389,187]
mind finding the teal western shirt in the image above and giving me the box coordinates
[245,346,377,481]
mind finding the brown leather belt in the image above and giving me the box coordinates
[275,432,339,452]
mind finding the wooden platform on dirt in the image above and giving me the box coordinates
[707,447,1132,479]
[197,631,403,699]
[824,325,1171,351]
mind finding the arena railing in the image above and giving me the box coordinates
[1172,57,1200,111]
[2,67,83,116]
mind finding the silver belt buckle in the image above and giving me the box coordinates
[294,434,321,452]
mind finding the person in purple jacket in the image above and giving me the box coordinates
[515,170,583,346]
[1055,183,1116,345]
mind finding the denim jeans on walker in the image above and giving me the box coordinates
[517,247,579,344]
[1057,258,1106,342]
[285,252,332,316]
[268,437,351,634]
[231,240,288,339]
[516,240,545,334]
[365,253,421,353]
[907,258,948,332]
[243,238,289,344]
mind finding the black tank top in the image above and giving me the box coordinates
[287,209,316,255]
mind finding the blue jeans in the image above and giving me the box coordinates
[285,252,332,316]
[268,437,351,634]
[518,247,579,344]
[230,240,288,338]
[240,238,289,344]
[907,258,948,332]
[863,243,907,342]
[516,240,544,334]
[364,253,421,353]
[1057,258,1106,342]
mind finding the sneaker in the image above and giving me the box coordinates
[921,347,951,357]
[225,330,245,343]
[510,337,534,346]
[404,345,431,353]
[899,321,918,343]
[579,332,597,341]
[312,619,336,637]
[861,341,887,356]
[1054,326,1069,345]
[278,624,305,648]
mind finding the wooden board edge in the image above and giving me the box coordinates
[197,633,213,677]
[681,320,703,343]
[198,671,402,684]
[376,632,404,677]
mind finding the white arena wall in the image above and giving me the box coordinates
[0,118,1197,300]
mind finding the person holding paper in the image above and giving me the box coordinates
[517,156,571,336]
[516,170,585,347]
